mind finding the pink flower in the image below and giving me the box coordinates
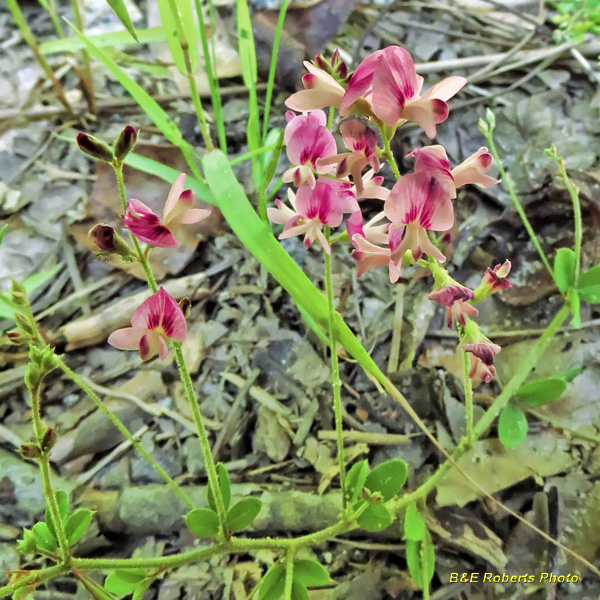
[407,145,499,198]
[384,172,454,267]
[283,110,337,188]
[354,169,390,201]
[267,181,344,253]
[340,46,466,138]
[318,177,360,214]
[428,284,479,328]
[123,173,211,247]
[108,287,187,360]
[317,120,380,195]
[286,62,346,112]
[474,260,512,302]
[462,341,501,384]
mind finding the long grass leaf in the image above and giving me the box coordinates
[64,20,184,147]
[40,27,165,54]
[124,153,215,205]
[157,0,186,75]
[105,0,139,41]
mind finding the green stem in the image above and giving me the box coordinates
[167,0,214,151]
[390,302,570,512]
[69,0,97,115]
[173,343,228,536]
[29,382,70,563]
[262,0,290,144]
[0,563,70,599]
[113,162,158,292]
[6,0,75,118]
[57,358,194,509]
[484,131,554,280]
[382,130,401,179]
[461,348,474,445]
[555,152,582,282]
[283,550,294,600]
[323,227,347,509]
[194,0,226,152]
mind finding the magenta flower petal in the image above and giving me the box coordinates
[131,287,187,342]
[108,327,145,351]
[123,198,179,247]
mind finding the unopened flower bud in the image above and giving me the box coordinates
[20,443,41,459]
[7,331,25,345]
[14,313,36,336]
[11,280,28,307]
[89,224,135,261]
[473,260,511,303]
[41,427,57,453]
[179,297,191,318]
[114,125,138,161]
[76,133,115,163]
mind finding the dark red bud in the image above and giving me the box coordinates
[114,125,138,161]
[179,297,191,318]
[41,427,57,453]
[76,133,115,163]
[90,224,116,252]
[20,443,41,459]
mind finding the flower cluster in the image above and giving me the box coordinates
[269,45,509,383]
[79,127,210,361]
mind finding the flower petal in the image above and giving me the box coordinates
[179,208,212,224]
[124,198,179,247]
[163,173,187,220]
[130,287,187,341]
[108,327,145,351]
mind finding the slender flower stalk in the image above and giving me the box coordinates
[461,347,474,444]
[323,227,347,509]
[173,343,228,537]
[30,385,70,564]
[57,358,195,509]
[284,550,294,600]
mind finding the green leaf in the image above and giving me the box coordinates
[185,508,220,537]
[64,21,185,148]
[23,263,63,295]
[291,581,309,600]
[0,224,8,246]
[498,402,528,449]
[356,503,393,532]
[65,508,94,545]
[345,460,368,505]
[406,533,435,589]
[235,0,257,88]
[32,522,57,553]
[559,365,583,382]
[132,578,154,600]
[293,559,330,586]
[578,264,600,302]
[104,571,144,596]
[41,27,165,54]
[157,0,197,76]
[515,377,567,407]
[78,574,120,599]
[45,490,69,539]
[226,498,262,532]
[364,459,408,501]
[554,248,577,292]
[259,564,285,600]
[105,0,139,41]
[208,463,231,512]
[404,502,426,542]
[260,128,284,198]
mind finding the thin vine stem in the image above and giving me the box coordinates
[30,384,70,563]
[381,129,401,179]
[483,129,554,280]
[324,227,347,509]
[173,343,228,537]
[57,358,195,509]
[283,550,294,600]
[461,348,474,444]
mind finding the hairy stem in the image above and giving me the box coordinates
[0,564,70,599]
[461,348,474,444]
[391,302,570,511]
[283,550,294,600]
[324,227,347,509]
[57,358,194,509]
[382,130,401,179]
[30,385,70,563]
[484,130,554,280]
[173,343,228,537]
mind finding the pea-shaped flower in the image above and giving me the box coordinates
[123,173,211,247]
[108,287,187,360]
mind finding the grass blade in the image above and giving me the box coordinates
[105,0,139,42]
[40,27,165,54]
